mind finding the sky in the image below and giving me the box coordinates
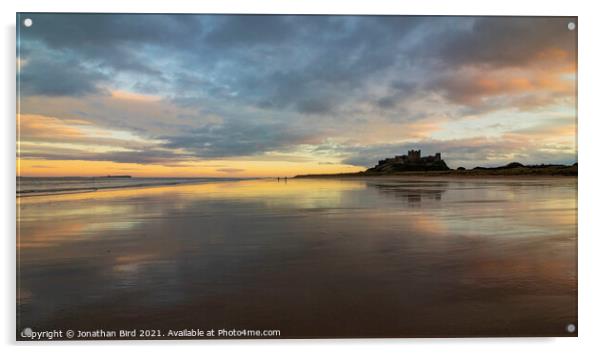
[17,14,577,177]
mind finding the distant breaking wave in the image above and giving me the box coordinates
[16,177,247,197]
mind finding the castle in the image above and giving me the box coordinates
[367,150,449,173]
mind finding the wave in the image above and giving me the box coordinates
[16,178,248,197]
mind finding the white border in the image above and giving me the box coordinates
[3,1,602,353]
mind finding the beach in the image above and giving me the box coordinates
[17,176,577,338]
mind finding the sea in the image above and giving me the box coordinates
[16,176,246,197]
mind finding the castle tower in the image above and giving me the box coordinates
[435,153,441,161]
[408,149,421,162]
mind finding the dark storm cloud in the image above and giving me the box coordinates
[19,14,204,96]
[161,120,318,159]
[429,17,576,68]
[204,15,295,46]
[161,16,426,116]
[21,14,204,64]
[19,15,575,103]
[296,98,336,115]
[240,16,424,114]
[375,80,419,110]
[23,146,192,165]
[20,56,107,96]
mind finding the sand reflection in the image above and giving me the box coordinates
[17,177,577,337]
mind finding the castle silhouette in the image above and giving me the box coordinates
[368,150,449,172]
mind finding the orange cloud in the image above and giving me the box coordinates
[435,63,575,109]
[110,90,161,102]
[534,47,570,63]
[18,114,86,140]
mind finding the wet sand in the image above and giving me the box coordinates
[17,177,577,338]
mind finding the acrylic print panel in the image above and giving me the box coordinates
[16,14,577,340]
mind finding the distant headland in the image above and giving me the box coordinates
[296,150,577,178]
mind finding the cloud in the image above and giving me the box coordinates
[424,65,575,113]
[17,15,577,171]
[20,144,190,166]
[426,17,576,69]
[204,16,295,47]
[373,81,419,110]
[20,14,203,71]
[19,57,108,96]
[160,119,322,159]
[216,168,245,174]
[19,114,85,139]
[503,117,576,142]
[18,14,203,97]
[18,114,190,166]
[339,131,576,169]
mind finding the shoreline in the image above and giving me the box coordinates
[17,177,256,198]
[294,174,577,181]
[296,168,577,179]
[295,174,577,181]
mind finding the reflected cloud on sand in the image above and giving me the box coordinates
[17,177,577,337]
